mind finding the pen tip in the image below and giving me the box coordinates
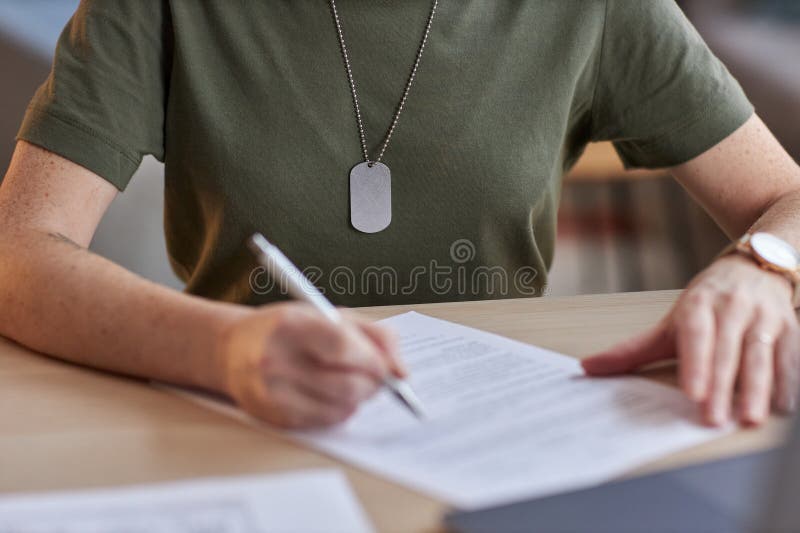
[385,375,427,420]
[410,405,427,421]
[398,391,428,420]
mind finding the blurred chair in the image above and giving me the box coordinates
[549,141,726,297]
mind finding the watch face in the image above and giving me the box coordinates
[750,232,800,270]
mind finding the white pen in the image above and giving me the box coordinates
[247,233,426,419]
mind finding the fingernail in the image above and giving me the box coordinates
[744,404,765,424]
[395,362,409,378]
[688,378,704,401]
[710,404,727,425]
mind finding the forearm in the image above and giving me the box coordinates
[672,115,800,242]
[0,228,250,393]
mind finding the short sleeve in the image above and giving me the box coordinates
[590,0,754,169]
[16,0,171,190]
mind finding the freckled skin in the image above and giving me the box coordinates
[0,143,404,428]
[2,112,800,427]
[583,118,800,426]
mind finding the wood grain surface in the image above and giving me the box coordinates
[0,290,789,532]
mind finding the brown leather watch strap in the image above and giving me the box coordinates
[717,238,800,309]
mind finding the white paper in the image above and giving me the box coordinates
[176,312,731,510]
[0,469,374,533]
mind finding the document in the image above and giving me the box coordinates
[179,312,731,510]
[0,469,373,533]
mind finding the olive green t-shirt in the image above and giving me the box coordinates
[18,0,753,306]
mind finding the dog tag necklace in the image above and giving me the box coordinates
[329,0,440,233]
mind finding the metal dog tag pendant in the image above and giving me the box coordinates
[350,162,392,233]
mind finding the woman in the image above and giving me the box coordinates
[1,0,798,429]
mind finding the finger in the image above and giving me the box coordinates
[581,321,672,376]
[283,364,381,409]
[739,319,779,425]
[774,323,800,414]
[706,302,750,426]
[675,302,715,402]
[275,309,389,379]
[354,318,408,378]
[263,378,356,429]
[321,322,390,378]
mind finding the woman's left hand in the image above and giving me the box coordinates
[582,254,799,426]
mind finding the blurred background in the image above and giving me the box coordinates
[0,0,798,297]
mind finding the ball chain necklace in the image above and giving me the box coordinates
[329,0,440,233]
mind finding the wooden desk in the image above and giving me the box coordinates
[0,290,789,532]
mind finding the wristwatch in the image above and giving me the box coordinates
[721,232,800,308]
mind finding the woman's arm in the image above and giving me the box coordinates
[0,142,243,392]
[583,115,800,426]
[0,141,403,428]
[671,114,800,243]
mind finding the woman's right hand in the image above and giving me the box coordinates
[218,303,406,429]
